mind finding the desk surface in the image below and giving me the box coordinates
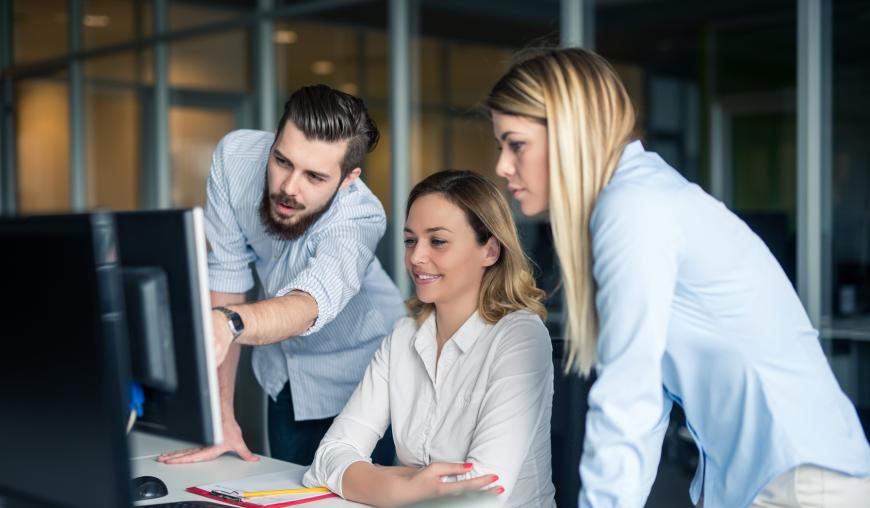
[129,432,370,507]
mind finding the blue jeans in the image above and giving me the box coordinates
[267,383,395,466]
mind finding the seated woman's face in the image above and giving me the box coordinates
[404,193,497,306]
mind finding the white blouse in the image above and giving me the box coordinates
[303,310,556,507]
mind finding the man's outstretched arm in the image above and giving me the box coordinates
[210,290,318,365]
[157,290,261,465]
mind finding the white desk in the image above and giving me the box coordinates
[129,432,370,507]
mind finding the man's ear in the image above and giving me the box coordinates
[482,236,501,268]
[340,167,362,189]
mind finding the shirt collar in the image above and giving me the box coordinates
[616,139,645,170]
[412,310,488,355]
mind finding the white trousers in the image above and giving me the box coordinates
[749,465,870,508]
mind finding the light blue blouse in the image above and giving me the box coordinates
[578,141,870,508]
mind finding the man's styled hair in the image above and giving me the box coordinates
[275,84,380,179]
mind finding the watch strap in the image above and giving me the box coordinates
[213,306,244,341]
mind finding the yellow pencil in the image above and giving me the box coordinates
[241,487,330,498]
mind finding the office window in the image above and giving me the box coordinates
[85,86,141,209]
[169,107,236,208]
[168,0,250,32]
[16,75,71,213]
[12,0,69,65]
[168,30,252,208]
[595,0,797,282]
[83,0,142,50]
[170,30,251,92]
[84,53,146,210]
[825,0,870,435]
[410,0,559,185]
[274,22,363,97]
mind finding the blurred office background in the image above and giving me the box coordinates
[1,0,868,506]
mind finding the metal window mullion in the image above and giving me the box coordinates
[153,0,171,209]
[0,80,14,215]
[797,0,830,327]
[389,0,411,297]
[561,0,594,49]
[710,102,732,205]
[256,0,276,131]
[1,0,16,214]
[69,0,86,211]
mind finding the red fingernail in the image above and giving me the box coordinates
[491,475,499,482]
[463,463,473,469]
[496,487,505,494]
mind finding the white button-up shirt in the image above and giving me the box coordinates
[303,310,556,507]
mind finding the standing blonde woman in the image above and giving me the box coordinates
[303,170,556,507]
[485,47,870,508]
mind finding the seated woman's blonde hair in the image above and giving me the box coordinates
[405,170,546,326]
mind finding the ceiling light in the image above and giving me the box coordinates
[311,60,335,76]
[83,14,110,28]
[340,83,359,95]
[274,30,298,45]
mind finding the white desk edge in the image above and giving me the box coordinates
[129,431,369,507]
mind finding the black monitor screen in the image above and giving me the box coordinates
[0,213,131,508]
[115,208,221,446]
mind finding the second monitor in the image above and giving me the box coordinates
[116,208,223,446]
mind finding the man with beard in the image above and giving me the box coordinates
[157,85,405,467]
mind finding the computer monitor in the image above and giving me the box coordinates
[0,208,222,508]
[115,208,222,445]
[0,212,132,508]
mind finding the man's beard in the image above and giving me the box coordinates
[258,176,340,241]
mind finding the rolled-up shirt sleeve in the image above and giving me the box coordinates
[579,186,683,508]
[464,317,554,501]
[276,195,386,335]
[302,327,393,496]
[205,133,257,294]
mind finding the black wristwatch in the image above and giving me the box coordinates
[213,306,244,342]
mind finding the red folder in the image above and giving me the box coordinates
[187,486,337,507]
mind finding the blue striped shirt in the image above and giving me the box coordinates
[205,129,406,420]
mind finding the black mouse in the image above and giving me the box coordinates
[131,475,169,500]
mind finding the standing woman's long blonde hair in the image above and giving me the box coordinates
[484,48,636,376]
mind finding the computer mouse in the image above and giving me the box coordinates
[131,475,169,500]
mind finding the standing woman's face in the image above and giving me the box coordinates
[492,112,549,216]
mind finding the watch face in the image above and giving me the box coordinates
[229,313,244,334]
[215,307,244,337]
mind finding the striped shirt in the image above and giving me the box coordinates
[205,129,406,421]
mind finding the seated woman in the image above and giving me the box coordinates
[303,170,556,507]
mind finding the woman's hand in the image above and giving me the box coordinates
[374,464,419,478]
[386,462,502,506]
